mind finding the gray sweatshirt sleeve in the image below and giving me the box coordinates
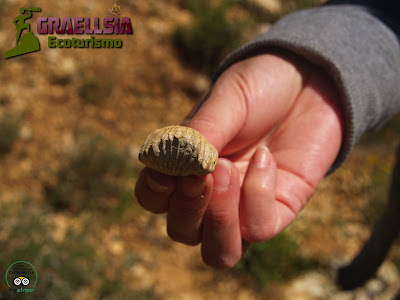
[212,1,400,173]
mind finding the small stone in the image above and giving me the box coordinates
[19,126,32,141]
[193,75,210,94]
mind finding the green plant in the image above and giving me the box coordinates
[280,0,322,13]
[234,232,319,286]
[45,131,136,213]
[0,113,20,156]
[0,196,155,299]
[240,0,323,23]
[359,112,400,148]
[78,76,112,104]
[174,0,252,74]
[363,163,391,225]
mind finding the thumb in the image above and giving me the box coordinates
[183,70,247,153]
[183,54,306,153]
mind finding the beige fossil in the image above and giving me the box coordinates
[138,125,218,176]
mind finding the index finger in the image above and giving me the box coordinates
[183,67,248,152]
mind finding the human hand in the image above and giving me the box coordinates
[135,53,343,268]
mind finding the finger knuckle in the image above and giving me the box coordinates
[202,252,239,269]
[241,224,275,243]
[134,192,167,214]
[167,227,200,246]
[204,208,234,228]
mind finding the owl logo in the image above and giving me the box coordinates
[13,276,30,286]
[6,261,37,291]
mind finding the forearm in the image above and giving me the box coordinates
[213,1,400,172]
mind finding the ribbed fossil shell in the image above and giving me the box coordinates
[138,125,218,176]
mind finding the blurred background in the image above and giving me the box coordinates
[0,0,399,299]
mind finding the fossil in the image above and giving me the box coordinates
[138,125,218,176]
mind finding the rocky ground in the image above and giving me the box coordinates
[0,0,399,299]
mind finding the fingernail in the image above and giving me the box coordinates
[251,146,270,168]
[181,176,205,198]
[147,170,170,193]
[214,160,231,191]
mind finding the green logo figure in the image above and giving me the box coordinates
[4,7,41,59]
[109,4,121,16]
